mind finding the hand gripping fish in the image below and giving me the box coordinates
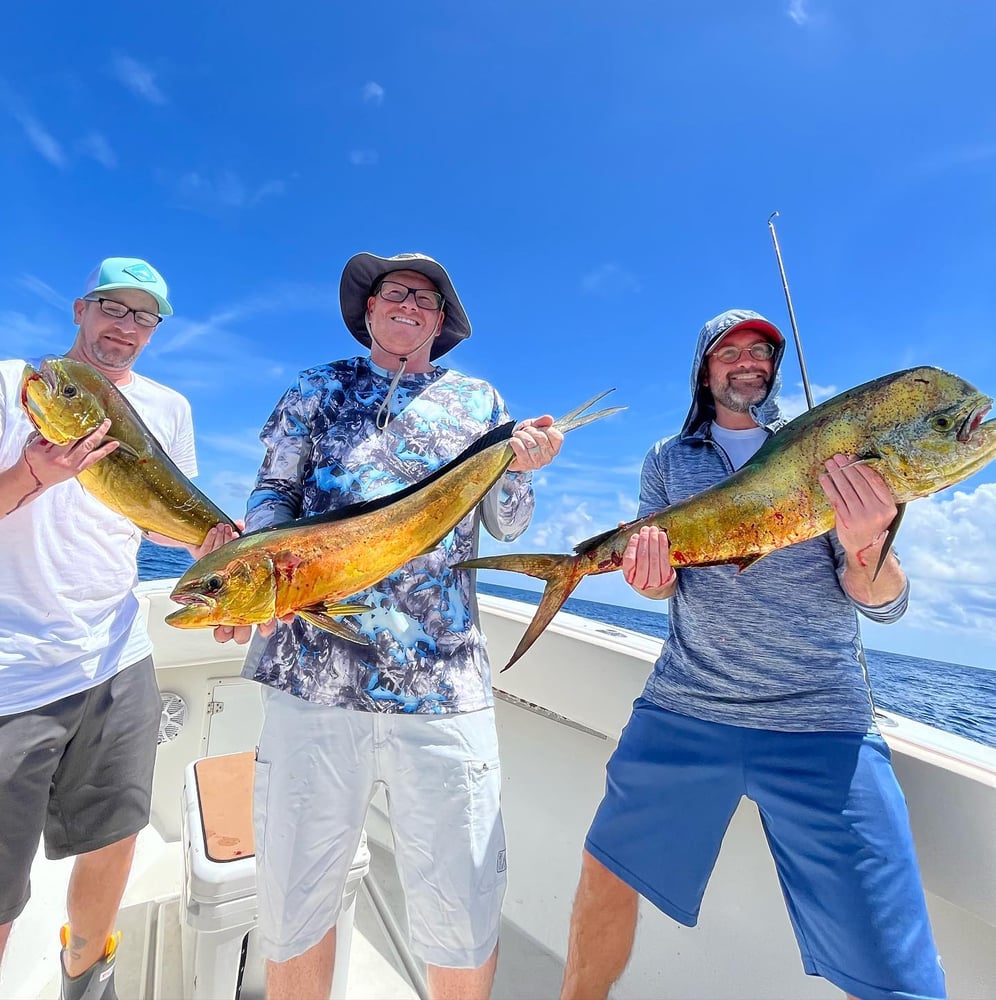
[20,357,237,546]
[458,366,996,671]
[165,391,624,640]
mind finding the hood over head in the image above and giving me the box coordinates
[680,308,787,437]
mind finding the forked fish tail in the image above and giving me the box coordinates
[458,553,588,670]
[551,389,625,436]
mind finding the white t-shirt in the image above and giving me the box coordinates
[0,358,197,714]
[710,421,769,471]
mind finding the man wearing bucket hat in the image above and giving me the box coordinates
[0,257,235,1000]
[216,251,563,999]
[560,310,944,999]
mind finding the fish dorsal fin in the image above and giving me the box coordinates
[242,422,517,540]
[297,601,372,643]
[574,516,644,556]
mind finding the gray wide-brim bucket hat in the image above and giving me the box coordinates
[339,252,472,361]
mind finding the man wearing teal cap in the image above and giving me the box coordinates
[0,257,235,1000]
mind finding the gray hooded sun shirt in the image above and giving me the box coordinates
[638,310,908,733]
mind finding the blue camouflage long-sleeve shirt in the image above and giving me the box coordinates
[240,357,535,714]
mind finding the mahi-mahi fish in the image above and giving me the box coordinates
[164,391,624,641]
[457,366,996,670]
[20,356,237,545]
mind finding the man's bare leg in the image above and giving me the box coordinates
[62,835,138,976]
[0,920,12,967]
[560,850,639,1000]
[426,943,499,1000]
[266,926,336,1000]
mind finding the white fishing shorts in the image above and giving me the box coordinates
[253,687,507,968]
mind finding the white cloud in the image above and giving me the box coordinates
[78,132,118,169]
[580,263,640,296]
[779,380,837,420]
[111,55,167,104]
[16,275,68,311]
[0,310,67,357]
[362,81,385,105]
[249,179,287,206]
[349,149,379,167]
[151,284,339,361]
[171,170,289,212]
[13,110,66,168]
[787,0,810,25]
[199,431,267,462]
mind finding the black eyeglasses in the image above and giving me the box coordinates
[374,280,444,311]
[85,297,162,329]
[709,342,775,364]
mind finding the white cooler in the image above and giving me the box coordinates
[180,752,371,1000]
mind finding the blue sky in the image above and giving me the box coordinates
[2,2,995,669]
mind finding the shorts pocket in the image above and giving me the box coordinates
[467,757,505,892]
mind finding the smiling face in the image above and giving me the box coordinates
[68,288,160,385]
[702,327,776,429]
[365,269,444,372]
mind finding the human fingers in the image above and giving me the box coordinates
[627,526,672,591]
[510,416,558,471]
[622,531,641,585]
[821,455,895,524]
[258,615,293,637]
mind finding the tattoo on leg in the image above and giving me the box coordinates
[70,932,87,962]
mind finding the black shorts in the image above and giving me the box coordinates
[0,657,161,924]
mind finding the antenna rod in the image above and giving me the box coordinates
[767,211,815,410]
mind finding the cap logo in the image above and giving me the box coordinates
[123,263,156,283]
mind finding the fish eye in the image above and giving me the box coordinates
[203,574,224,594]
[62,385,78,398]
[931,415,954,431]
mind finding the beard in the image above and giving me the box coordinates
[709,372,770,413]
[90,339,140,371]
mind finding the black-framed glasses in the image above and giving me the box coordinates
[709,341,775,364]
[85,297,162,329]
[374,280,444,311]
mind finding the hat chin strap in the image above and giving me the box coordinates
[365,313,441,431]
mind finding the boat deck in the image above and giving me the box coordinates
[1,587,993,1000]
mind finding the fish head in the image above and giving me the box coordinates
[20,357,106,444]
[870,367,996,499]
[165,541,278,628]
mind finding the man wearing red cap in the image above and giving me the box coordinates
[560,309,944,1000]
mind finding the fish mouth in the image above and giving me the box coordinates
[168,589,216,610]
[164,595,216,628]
[959,400,992,443]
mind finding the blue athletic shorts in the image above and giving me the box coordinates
[585,699,946,1000]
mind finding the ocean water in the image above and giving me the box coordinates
[139,541,996,749]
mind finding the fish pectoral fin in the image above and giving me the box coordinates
[297,602,371,644]
[873,503,906,581]
[732,553,767,573]
[107,438,142,460]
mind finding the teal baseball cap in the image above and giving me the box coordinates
[83,257,173,317]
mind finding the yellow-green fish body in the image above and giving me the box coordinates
[20,357,236,545]
[165,391,623,635]
[460,366,996,669]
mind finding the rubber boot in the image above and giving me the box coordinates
[59,924,121,1000]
